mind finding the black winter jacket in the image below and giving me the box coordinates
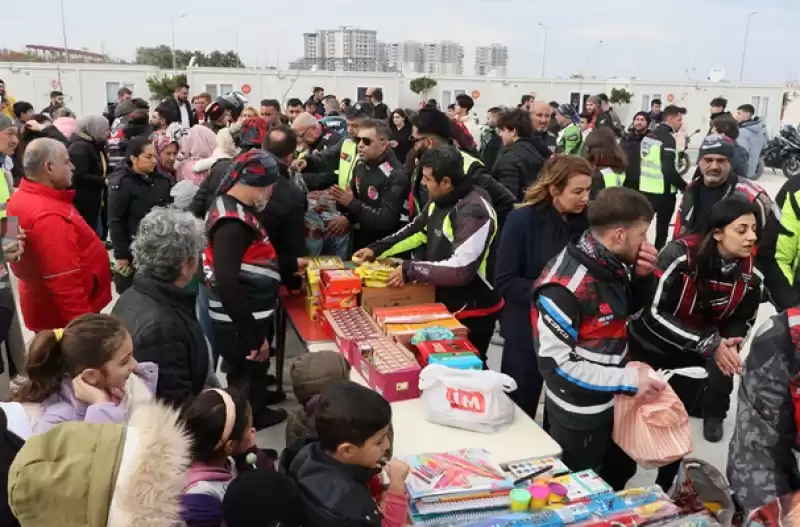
[491,137,546,201]
[190,158,233,219]
[257,162,308,288]
[68,134,108,228]
[108,162,173,260]
[160,96,197,127]
[112,273,209,407]
[621,128,647,191]
[287,441,384,527]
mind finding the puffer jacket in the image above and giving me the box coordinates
[491,137,545,201]
[737,118,768,179]
[112,273,209,407]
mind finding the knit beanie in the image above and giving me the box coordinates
[222,469,303,527]
[698,134,734,163]
[290,350,351,406]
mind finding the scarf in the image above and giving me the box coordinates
[576,231,626,278]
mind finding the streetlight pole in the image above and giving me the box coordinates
[60,0,69,63]
[538,23,548,78]
[739,11,758,81]
[172,14,187,71]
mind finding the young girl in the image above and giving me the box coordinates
[180,388,256,526]
[12,313,156,435]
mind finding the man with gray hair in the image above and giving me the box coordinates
[112,207,210,406]
[8,137,112,332]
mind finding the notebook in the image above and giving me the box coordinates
[403,448,515,503]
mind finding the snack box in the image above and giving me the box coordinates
[319,291,358,310]
[358,338,421,402]
[321,269,363,296]
[309,256,345,270]
[360,284,436,312]
[428,352,483,370]
[319,308,384,364]
[372,303,453,329]
[415,339,479,365]
[385,318,469,349]
[306,295,321,320]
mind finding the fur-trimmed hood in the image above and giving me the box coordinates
[9,402,191,527]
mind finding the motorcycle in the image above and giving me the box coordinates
[775,125,800,178]
[677,129,702,176]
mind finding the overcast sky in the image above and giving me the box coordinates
[4,0,799,83]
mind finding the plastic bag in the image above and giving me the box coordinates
[613,363,707,469]
[670,458,736,526]
[418,364,517,433]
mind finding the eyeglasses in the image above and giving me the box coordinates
[356,136,373,146]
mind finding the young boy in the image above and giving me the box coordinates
[286,381,409,527]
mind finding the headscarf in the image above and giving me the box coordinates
[75,115,109,143]
[217,149,280,195]
[191,127,240,175]
[52,117,77,139]
[150,130,178,175]
[175,125,216,184]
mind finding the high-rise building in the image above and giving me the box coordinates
[301,26,378,71]
[378,40,464,75]
[475,44,509,76]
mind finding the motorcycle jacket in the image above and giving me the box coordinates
[629,233,761,358]
[532,231,651,430]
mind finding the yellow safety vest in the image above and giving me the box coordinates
[460,151,483,173]
[639,137,677,194]
[600,167,625,189]
[0,168,10,219]
[337,139,358,188]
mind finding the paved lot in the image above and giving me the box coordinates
[13,167,790,482]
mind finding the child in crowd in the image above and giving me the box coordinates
[286,350,351,447]
[7,401,191,527]
[286,380,409,527]
[12,313,156,435]
[179,388,257,526]
[222,469,304,527]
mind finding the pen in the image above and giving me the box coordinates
[512,465,553,486]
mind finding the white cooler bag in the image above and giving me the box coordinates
[418,364,518,433]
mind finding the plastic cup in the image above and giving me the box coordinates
[510,488,532,512]
[528,484,550,509]
[548,482,568,504]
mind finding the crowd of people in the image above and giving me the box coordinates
[0,72,796,524]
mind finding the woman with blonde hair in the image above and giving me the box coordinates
[583,127,627,198]
[494,155,593,419]
[240,106,259,120]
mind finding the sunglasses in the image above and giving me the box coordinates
[356,136,374,146]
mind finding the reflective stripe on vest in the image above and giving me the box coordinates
[460,151,483,173]
[430,196,498,279]
[337,139,358,188]
[639,137,676,194]
[0,168,9,219]
[600,167,625,189]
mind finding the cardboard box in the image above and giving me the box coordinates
[415,339,479,365]
[385,318,469,349]
[357,338,421,402]
[319,308,384,364]
[320,291,358,310]
[372,303,452,329]
[360,284,436,312]
[321,269,362,296]
[306,295,321,321]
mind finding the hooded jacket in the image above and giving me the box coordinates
[737,117,768,179]
[491,137,546,201]
[287,441,406,527]
[33,362,158,435]
[8,402,191,527]
[108,161,174,260]
[8,178,112,331]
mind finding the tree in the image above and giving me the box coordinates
[409,76,438,100]
[135,45,244,69]
[609,88,633,105]
[146,73,187,101]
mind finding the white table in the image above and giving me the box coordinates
[308,342,562,465]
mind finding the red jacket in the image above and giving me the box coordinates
[8,179,112,331]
